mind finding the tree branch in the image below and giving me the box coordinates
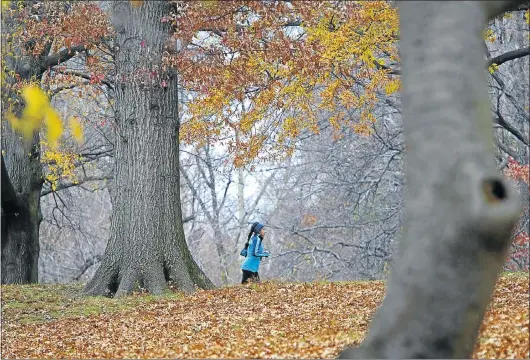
[373,45,530,78]
[273,246,342,262]
[38,45,87,75]
[487,46,530,67]
[373,60,401,75]
[198,20,303,36]
[73,254,103,281]
[494,111,530,147]
[49,84,80,97]
[41,175,113,196]
[488,71,530,129]
[181,166,214,224]
[183,215,195,223]
[249,171,276,214]
[494,135,521,162]
[55,69,114,91]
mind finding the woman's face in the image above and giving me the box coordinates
[259,228,266,237]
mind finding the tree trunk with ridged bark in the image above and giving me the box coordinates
[1,5,44,285]
[84,0,213,296]
[1,131,42,284]
[339,1,523,358]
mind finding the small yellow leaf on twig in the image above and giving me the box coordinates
[488,63,499,74]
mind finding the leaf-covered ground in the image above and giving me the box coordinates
[2,273,528,358]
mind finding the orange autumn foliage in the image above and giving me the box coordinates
[166,1,400,166]
[2,2,112,192]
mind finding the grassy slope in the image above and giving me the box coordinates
[1,272,528,358]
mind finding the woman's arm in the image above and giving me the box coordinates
[254,237,269,257]
[254,237,261,257]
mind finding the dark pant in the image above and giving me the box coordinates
[241,270,260,284]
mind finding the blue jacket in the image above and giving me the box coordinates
[241,235,269,272]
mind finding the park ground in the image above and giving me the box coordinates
[1,272,528,358]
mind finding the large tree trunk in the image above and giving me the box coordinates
[339,1,522,358]
[84,0,213,297]
[1,133,42,284]
[1,5,44,284]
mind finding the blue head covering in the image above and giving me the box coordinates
[252,222,264,234]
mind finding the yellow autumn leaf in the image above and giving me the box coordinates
[1,1,10,11]
[203,0,219,10]
[384,79,400,95]
[6,112,36,139]
[69,117,84,143]
[7,85,48,138]
[45,108,63,149]
[22,85,49,120]
[7,85,67,148]
[484,29,496,43]
[6,87,50,139]
[488,63,499,74]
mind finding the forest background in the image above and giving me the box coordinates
[1,0,528,288]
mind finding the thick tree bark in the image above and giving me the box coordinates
[1,134,42,284]
[339,1,522,359]
[84,0,213,297]
[1,5,44,284]
[1,2,115,284]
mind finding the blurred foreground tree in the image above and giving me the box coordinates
[339,1,524,358]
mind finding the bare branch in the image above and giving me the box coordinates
[372,45,530,79]
[494,135,520,161]
[181,166,214,223]
[49,84,81,97]
[487,46,530,68]
[38,45,87,75]
[55,69,114,90]
[373,59,401,75]
[41,175,113,197]
[183,215,195,223]
[73,254,103,281]
[494,110,529,148]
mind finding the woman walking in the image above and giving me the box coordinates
[241,222,270,284]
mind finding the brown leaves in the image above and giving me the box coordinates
[130,1,144,8]
[473,273,530,359]
[2,274,528,359]
[16,2,112,55]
